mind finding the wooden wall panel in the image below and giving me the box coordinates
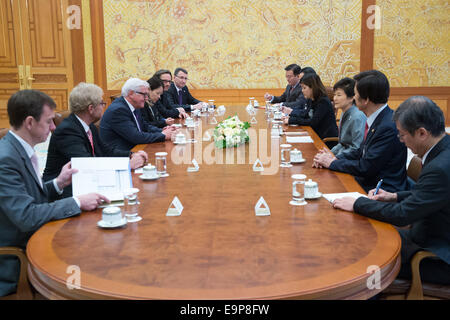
[0,1,16,67]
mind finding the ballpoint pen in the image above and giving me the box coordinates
[374,179,383,195]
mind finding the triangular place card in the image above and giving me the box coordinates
[250,116,257,124]
[203,131,211,141]
[253,158,264,172]
[166,196,184,216]
[255,196,270,216]
[209,116,217,124]
[187,159,200,172]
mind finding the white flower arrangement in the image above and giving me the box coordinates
[213,115,251,148]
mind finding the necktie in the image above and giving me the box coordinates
[178,90,183,105]
[87,129,95,156]
[133,109,142,132]
[364,122,369,141]
[30,153,43,188]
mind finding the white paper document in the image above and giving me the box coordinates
[286,136,314,143]
[322,192,367,203]
[71,157,132,202]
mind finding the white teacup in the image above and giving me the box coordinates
[175,133,186,144]
[274,111,283,119]
[143,165,157,178]
[290,148,303,162]
[304,179,319,198]
[102,207,122,224]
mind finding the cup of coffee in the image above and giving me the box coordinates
[102,207,122,224]
[143,164,157,178]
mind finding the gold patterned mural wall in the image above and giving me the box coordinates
[103,0,362,90]
[374,0,449,87]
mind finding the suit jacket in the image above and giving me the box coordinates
[329,106,408,193]
[354,135,450,264]
[43,113,130,197]
[166,82,201,112]
[100,96,165,151]
[0,132,80,296]
[141,101,167,128]
[272,83,307,109]
[331,105,367,158]
[289,96,338,140]
[157,93,180,118]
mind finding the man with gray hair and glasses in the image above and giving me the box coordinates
[333,96,450,285]
[43,82,148,198]
[100,78,176,151]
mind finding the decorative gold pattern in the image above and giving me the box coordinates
[374,0,450,87]
[103,0,362,90]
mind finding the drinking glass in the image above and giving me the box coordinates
[155,152,169,177]
[123,188,142,222]
[280,144,293,168]
[290,174,307,206]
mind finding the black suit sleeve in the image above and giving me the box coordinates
[354,165,449,227]
[329,124,398,178]
[271,86,288,104]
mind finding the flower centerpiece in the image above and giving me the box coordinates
[213,115,251,148]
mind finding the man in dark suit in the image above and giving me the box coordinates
[152,69,187,119]
[165,67,205,112]
[264,64,307,109]
[313,70,408,193]
[333,96,450,284]
[100,78,176,151]
[43,83,148,197]
[0,90,109,296]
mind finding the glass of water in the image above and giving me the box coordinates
[280,144,293,168]
[155,152,169,177]
[123,188,142,222]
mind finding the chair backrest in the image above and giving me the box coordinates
[0,128,9,139]
[407,155,422,182]
[53,110,71,129]
[0,247,33,300]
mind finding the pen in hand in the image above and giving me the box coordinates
[374,179,383,195]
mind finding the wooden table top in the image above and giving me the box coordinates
[27,106,401,300]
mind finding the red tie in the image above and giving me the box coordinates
[87,129,95,156]
[364,122,369,141]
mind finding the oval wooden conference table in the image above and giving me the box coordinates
[27,105,401,300]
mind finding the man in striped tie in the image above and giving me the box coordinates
[43,82,148,197]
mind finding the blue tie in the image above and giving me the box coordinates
[178,90,183,105]
[133,109,142,132]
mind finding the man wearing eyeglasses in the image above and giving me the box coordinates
[151,69,188,119]
[166,67,205,112]
[100,78,176,151]
[43,82,149,198]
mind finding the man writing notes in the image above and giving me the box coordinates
[166,67,205,112]
[100,78,176,151]
[333,96,450,285]
[264,64,307,109]
[313,70,408,193]
[0,90,109,297]
[43,82,148,198]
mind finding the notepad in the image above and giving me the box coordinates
[286,136,314,143]
[322,192,367,203]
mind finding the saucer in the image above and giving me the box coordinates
[97,218,127,229]
[291,158,306,164]
[305,192,322,200]
[174,140,187,145]
[125,215,142,223]
[139,174,159,181]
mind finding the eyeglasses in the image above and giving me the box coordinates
[161,80,173,84]
[99,101,107,107]
[175,75,188,81]
[135,91,149,98]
